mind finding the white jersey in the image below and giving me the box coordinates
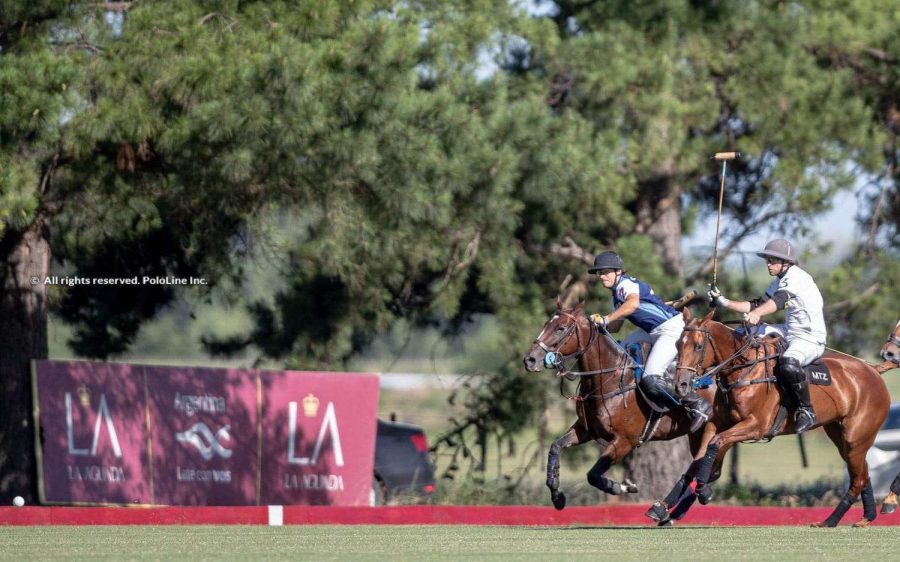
[762,265,826,345]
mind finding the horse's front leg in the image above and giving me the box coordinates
[546,424,591,510]
[694,417,762,488]
[646,421,720,525]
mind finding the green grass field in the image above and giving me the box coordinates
[0,525,895,561]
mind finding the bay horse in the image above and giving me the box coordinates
[657,308,890,527]
[522,300,718,512]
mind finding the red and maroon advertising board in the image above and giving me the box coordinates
[32,360,379,506]
[145,366,260,506]
[32,360,151,505]
[258,370,379,506]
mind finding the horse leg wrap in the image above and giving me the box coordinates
[670,491,697,521]
[645,501,670,523]
[697,482,714,505]
[891,473,900,496]
[662,474,689,507]
[587,471,622,495]
[546,451,560,492]
[695,443,720,487]
[822,493,858,528]
[587,458,621,494]
[861,480,877,522]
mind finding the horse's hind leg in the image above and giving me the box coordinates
[547,425,590,510]
[586,437,637,496]
[881,473,900,515]
[814,422,870,528]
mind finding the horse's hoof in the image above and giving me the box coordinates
[697,483,713,505]
[622,478,639,494]
[881,502,898,515]
[645,501,668,522]
[551,492,566,511]
[809,522,826,528]
[657,518,673,527]
[852,518,872,528]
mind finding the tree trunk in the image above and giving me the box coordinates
[635,175,683,279]
[623,174,692,500]
[0,220,50,503]
[620,437,693,501]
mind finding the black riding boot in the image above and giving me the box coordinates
[681,390,712,433]
[780,357,817,433]
[791,380,817,433]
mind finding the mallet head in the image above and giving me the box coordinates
[714,152,740,161]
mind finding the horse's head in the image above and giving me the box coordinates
[673,307,718,398]
[523,298,591,372]
[881,319,900,365]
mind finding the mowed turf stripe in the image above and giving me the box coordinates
[0,525,897,561]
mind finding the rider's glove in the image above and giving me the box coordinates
[707,284,731,308]
[590,314,608,327]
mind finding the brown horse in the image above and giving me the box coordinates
[523,300,717,513]
[878,318,900,515]
[881,319,900,366]
[658,308,890,527]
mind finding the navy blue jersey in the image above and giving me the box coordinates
[611,275,679,333]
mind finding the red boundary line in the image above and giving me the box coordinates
[1,505,898,526]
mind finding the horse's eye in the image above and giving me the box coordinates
[694,343,703,351]
[556,326,565,332]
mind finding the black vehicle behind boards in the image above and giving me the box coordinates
[372,417,436,505]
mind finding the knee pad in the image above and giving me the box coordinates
[777,357,803,384]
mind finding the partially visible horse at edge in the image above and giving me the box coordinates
[523,299,719,515]
[878,318,900,515]
[654,308,891,527]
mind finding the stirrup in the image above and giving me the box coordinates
[687,409,709,433]
[794,408,817,434]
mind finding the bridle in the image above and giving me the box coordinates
[676,323,774,393]
[532,311,638,401]
[534,311,591,367]
[885,323,900,363]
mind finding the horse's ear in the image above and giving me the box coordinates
[574,300,585,312]
[556,295,563,310]
[702,308,716,324]
[683,307,693,322]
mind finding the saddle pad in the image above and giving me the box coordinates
[804,359,832,386]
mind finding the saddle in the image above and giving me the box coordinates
[625,340,652,380]
[765,334,831,386]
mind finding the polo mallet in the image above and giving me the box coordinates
[710,152,739,305]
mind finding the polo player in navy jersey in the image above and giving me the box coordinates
[589,251,712,432]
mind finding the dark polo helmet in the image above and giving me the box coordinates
[756,239,798,264]
[588,251,624,273]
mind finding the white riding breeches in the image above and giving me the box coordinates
[622,314,685,378]
[762,323,825,366]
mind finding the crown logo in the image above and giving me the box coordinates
[77,384,91,407]
[302,393,319,417]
